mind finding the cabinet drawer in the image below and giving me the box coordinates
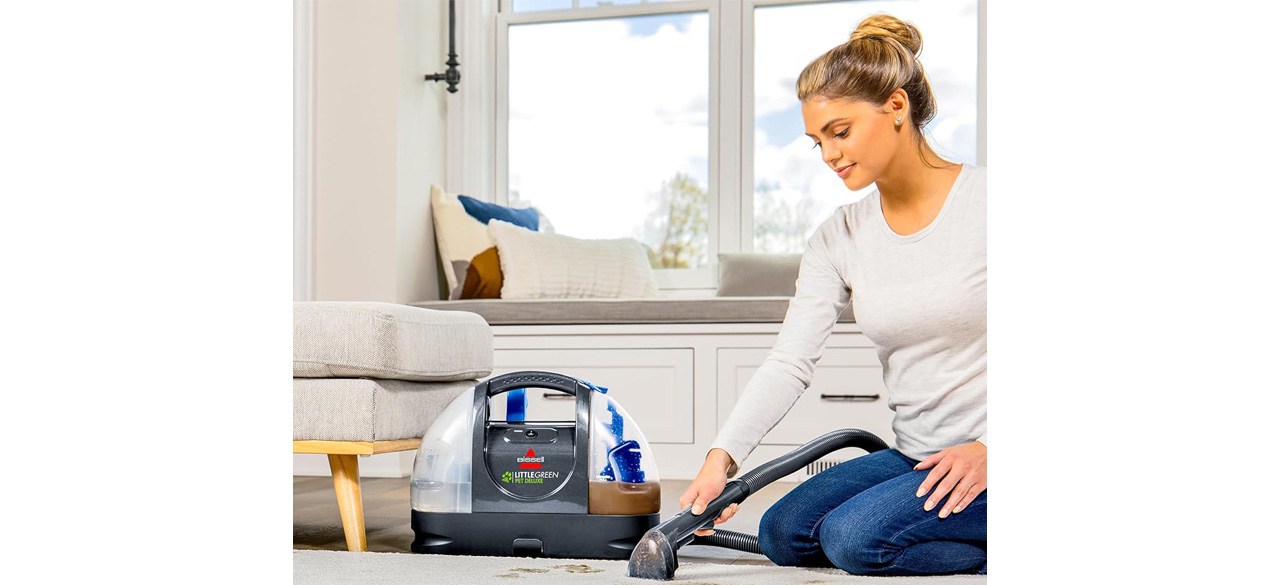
[718,347,894,447]
[488,348,693,444]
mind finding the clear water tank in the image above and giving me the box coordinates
[411,389,474,513]
[587,391,660,515]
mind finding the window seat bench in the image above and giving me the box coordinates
[408,296,855,325]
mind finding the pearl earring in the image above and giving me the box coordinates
[895,116,903,126]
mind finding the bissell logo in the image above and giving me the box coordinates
[517,448,544,469]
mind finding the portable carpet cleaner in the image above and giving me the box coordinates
[409,370,889,581]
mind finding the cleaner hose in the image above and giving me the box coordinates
[692,529,761,555]
[738,428,889,492]
[627,428,890,579]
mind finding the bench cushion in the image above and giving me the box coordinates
[293,378,474,441]
[294,301,492,381]
[409,297,856,326]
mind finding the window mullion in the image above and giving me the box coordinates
[737,0,754,253]
[715,0,743,262]
[496,7,510,206]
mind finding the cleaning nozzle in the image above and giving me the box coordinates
[626,479,751,580]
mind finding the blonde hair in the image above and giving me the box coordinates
[796,14,937,133]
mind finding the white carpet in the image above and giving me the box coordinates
[293,549,988,584]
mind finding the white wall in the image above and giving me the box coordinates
[311,0,443,304]
[296,0,448,478]
[397,0,446,305]
[294,0,314,302]
[312,0,399,303]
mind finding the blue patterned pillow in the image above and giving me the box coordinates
[457,194,539,232]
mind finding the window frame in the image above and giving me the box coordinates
[457,0,985,294]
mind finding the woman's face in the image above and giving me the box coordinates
[801,96,901,191]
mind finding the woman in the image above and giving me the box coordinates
[679,14,987,576]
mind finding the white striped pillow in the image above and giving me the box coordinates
[488,220,658,299]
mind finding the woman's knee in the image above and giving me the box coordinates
[757,504,801,565]
[756,451,917,568]
[816,508,894,575]
[757,499,825,567]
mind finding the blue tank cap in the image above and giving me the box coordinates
[606,439,645,484]
[506,388,526,422]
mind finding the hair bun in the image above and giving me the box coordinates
[848,14,922,55]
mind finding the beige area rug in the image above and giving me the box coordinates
[293,549,987,584]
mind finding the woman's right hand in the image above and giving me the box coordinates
[679,448,740,536]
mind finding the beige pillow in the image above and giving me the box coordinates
[488,220,658,299]
[430,186,494,294]
[716,253,802,297]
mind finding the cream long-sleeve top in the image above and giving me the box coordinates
[711,164,986,466]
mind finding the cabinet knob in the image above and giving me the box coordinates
[819,393,880,402]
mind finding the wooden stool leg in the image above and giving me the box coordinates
[327,454,367,552]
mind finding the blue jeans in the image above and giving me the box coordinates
[757,449,987,576]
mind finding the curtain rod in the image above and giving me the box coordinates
[424,0,460,93]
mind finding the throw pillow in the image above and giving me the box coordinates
[488,220,658,299]
[431,186,544,295]
[460,246,504,299]
[447,260,470,300]
[716,253,803,297]
[458,194,539,231]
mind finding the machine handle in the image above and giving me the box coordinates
[541,392,575,400]
[820,393,880,402]
[485,370,587,398]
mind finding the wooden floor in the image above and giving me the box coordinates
[293,475,795,558]
[294,475,418,553]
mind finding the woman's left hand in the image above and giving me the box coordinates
[913,441,986,519]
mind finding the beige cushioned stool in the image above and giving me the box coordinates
[293,301,492,551]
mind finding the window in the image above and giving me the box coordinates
[496,0,981,289]
[505,11,711,270]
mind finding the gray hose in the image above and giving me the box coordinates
[692,529,761,555]
[738,428,889,493]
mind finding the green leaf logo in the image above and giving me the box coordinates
[501,471,513,483]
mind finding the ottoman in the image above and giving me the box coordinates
[293,301,492,551]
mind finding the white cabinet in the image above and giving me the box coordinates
[489,348,694,444]
[486,322,886,480]
[717,346,894,447]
